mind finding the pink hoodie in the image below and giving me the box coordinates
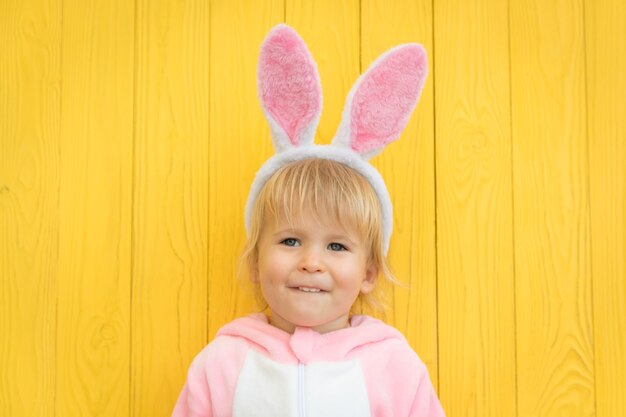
[172,313,444,417]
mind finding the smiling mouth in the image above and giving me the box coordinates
[293,286,325,293]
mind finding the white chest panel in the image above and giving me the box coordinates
[232,350,371,417]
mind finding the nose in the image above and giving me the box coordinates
[298,246,324,273]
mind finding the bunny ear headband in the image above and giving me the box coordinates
[245,24,428,254]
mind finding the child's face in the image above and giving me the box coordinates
[252,213,377,334]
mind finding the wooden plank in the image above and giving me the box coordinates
[510,0,595,416]
[434,0,516,415]
[207,0,283,337]
[0,1,61,416]
[56,1,133,416]
[131,0,209,415]
[585,0,626,415]
[287,0,359,145]
[361,0,438,389]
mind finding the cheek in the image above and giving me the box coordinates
[258,249,291,281]
[260,264,282,284]
[333,258,368,287]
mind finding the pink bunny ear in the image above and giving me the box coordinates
[258,24,322,152]
[332,44,428,159]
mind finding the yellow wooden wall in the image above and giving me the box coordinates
[1,0,624,416]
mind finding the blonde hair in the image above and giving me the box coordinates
[239,158,396,313]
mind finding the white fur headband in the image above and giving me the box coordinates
[245,24,428,254]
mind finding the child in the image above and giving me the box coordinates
[172,24,445,417]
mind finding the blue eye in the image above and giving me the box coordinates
[328,242,347,251]
[281,238,299,247]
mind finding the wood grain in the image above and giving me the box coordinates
[56,1,134,416]
[585,0,626,415]
[0,0,60,416]
[2,1,626,416]
[207,0,283,338]
[434,0,516,415]
[362,0,439,389]
[510,0,595,416]
[287,0,359,145]
[131,0,209,415]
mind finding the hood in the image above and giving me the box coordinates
[216,313,406,364]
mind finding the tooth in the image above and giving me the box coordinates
[299,287,320,292]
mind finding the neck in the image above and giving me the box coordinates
[267,311,351,334]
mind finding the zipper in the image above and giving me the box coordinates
[298,362,306,417]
